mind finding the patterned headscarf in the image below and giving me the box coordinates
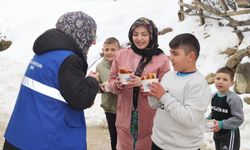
[56,11,97,59]
[128,17,161,56]
[129,17,164,109]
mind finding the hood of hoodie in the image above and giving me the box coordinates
[33,28,82,57]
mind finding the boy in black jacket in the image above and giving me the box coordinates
[207,67,244,150]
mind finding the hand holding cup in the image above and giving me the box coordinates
[88,71,99,81]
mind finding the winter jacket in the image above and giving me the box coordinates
[4,29,99,150]
[96,58,118,113]
[108,48,170,150]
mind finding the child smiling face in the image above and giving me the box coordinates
[102,43,119,63]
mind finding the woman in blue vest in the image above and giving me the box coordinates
[3,11,99,150]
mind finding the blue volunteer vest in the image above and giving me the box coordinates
[5,50,87,150]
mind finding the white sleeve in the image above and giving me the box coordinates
[148,96,160,109]
[159,80,211,129]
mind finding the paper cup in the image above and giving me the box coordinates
[141,78,158,92]
[119,73,131,85]
[205,120,214,132]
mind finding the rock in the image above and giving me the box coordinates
[236,0,250,8]
[0,39,12,52]
[220,48,237,57]
[243,97,250,105]
[204,34,210,39]
[226,47,250,69]
[205,73,215,84]
[158,27,173,35]
[226,56,240,70]
[234,63,250,94]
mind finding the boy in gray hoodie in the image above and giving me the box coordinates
[207,67,244,150]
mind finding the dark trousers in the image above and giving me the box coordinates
[105,112,117,150]
[214,129,240,150]
[3,140,19,150]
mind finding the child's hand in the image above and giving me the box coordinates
[88,71,99,81]
[148,82,166,101]
[99,83,104,93]
[100,81,109,92]
[211,120,221,132]
[116,77,123,90]
[127,74,141,88]
[140,85,149,97]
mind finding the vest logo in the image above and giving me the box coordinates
[222,145,228,149]
[29,60,43,70]
[211,106,228,113]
